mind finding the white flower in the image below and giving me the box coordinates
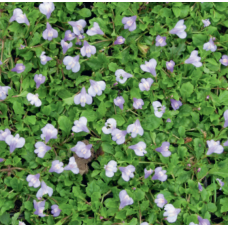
[102,118,117,134]
[27,93,42,107]
[104,160,118,177]
[163,204,181,223]
[152,101,166,118]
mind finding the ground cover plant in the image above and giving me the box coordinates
[1,1,228,225]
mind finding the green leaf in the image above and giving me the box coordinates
[0,212,10,225]
[10,178,23,192]
[78,8,91,18]
[220,198,228,213]
[66,2,77,12]
[108,62,119,72]
[180,82,194,98]
[58,116,72,135]
[101,142,114,154]
[142,114,162,131]
[192,34,208,46]
[81,110,98,122]
[178,126,185,137]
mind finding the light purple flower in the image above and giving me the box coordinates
[114,96,125,110]
[216,178,224,190]
[75,34,84,45]
[0,61,2,65]
[155,194,168,208]
[64,157,79,174]
[63,55,80,73]
[185,50,202,67]
[86,22,104,36]
[224,140,228,146]
[27,93,42,107]
[140,222,149,225]
[144,168,153,179]
[152,101,166,118]
[198,182,203,192]
[139,78,154,91]
[19,44,26,49]
[36,181,53,199]
[0,129,11,141]
[10,8,29,26]
[88,80,106,97]
[115,69,133,84]
[69,19,86,36]
[0,158,4,163]
[152,167,167,182]
[60,40,72,54]
[71,141,92,159]
[5,134,25,153]
[202,19,210,27]
[0,86,11,100]
[114,36,125,45]
[220,55,228,66]
[49,160,64,174]
[72,117,89,133]
[26,174,41,188]
[170,99,182,110]
[119,190,134,209]
[111,129,127,145]
[34,200,46,217]
[80,41,96,58]
[34,74,45,89]
[198,216,210,225]
[10,8,23,22]
[104,160,118,177]
[140,59,157,76]
[42,23,58,41]
[163,204,181,223]
[189,222,198,225]
[155,142,171,157]
[34,142,51,158]
[102,118,117,134]
[41,124,58,143]
[169,19,187,39]
[166,60,175,72]
[129,142,147,156]
[51,205,61,217]
[223,110,228,127]
[206,140,224,155]
[133,98,144,109]
[155,35,167,47]
[203,37,217,52]
[74,87,93,107]
[63,30,75,41]
[39,2,55,19]
[11,63,25,73]
[166,118,171,122]
[119,165,135,182]
[122,16,137,32]
[19,221,26,225]
[127,119,144,138]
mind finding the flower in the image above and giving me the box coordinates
[102,118,117,134]
[64,157,79,174]
[41,124,58,143]
[0,129,11,141]
[33,200,46,217]
[0,86,11,100]
[169,20,187,39]
[63,30,75,41]
[114,96,125,110]
[88,80,106,97]
[223,110,228,128]
[140,59,157,76]
[26,174,41,188]
[166,118,171,123]
[122,16,137,32]
[36,181,53,199]
[163,204,181,223]
[115,69,133,84]
[34,142,51,158]
[111,129,127,145]
[140,222,149,225]
[185,50,202,67]
[198,182,203,192]
[202,19,210,27]
[129,142,147,156]
[114,36,125,45]
[5,134,25,153]
[119,165,135,181]
[39,2,55,19]
[49,160,64,174]
[10,8,22,22]
[152,167,167,182]
[206,140,224,155]
[139,78,154,91]
[155,35,167,47]
[104,160,118,177]
[220,55,228,66]
[0,158,4,163]
[203,37,217,52]
[152,101,166,118]
[80,41,96,58]
[197,216,210,225]
[119,190,134,209]
[61,40,72,54]
[133,98,144,109]
[69,19,86,35]
[42,23,58,41]
[75,34,84,45]
[71,141,92,159]
[51,205,61,217]
[19,44,26,49]
[63,55,80,73]
[27,93,42,107]
[11,63,25,73]
[19,221,26,225]
[170,99,182,110]
[155,142,171,157]
[216,178,224,190]
[155,194,168,208]
[72,117,89,133]
[189,222,198,225]
[86,22,104,36]
[0,61,2,65]
[34,74,45,89]
[127,119,144,138]
[144,168,153,179]
[74,87,93,107]
[166,60,175,72]
[10,8,29,25]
